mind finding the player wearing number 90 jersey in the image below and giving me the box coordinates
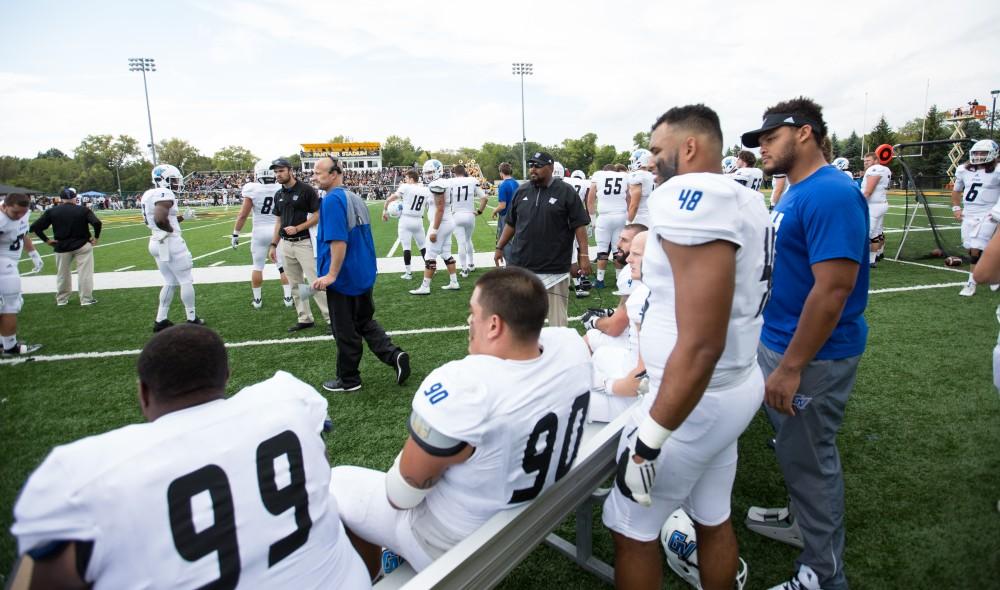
[331,268,591,573]
[10,325,370,589]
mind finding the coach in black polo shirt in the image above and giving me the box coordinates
[30,188,102,306]
[495,151,591,327]
[267,158,330,331]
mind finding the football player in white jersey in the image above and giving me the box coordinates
[141,164,204,332]
[0,193,43,355]
[410,159,460,295]
[10,324,370,589]
[952,139,1000,296]
[604,105,769,590]
[581,223,646,354]
[232,159,293,309]
[721,155,738,176]
[449,164,487,278]
[331,267,591,578]
[733,150,765,192]
[627,149,656,227]
[566,170,594,296]
[832,157,853,179]
[382,168,429,280]
[588,164,631,288]
[861,152,892,267]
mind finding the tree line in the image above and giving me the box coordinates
[2,106,996,193]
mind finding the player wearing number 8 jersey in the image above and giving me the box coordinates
[233,159,293,309]
[331,267,591,579]
[604,105,769,590]
[10,324,370,589]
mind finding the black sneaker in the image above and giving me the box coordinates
[288,322,315,332]
[395,351,411,385]
[322,379,362,392]
[153,319,174,333]
[2,342,42,356]
[187,317,206,326]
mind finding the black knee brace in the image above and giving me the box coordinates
[420,247,426,259]
[596,252,609,261]
[425,259,437,271]
[277,266,285,274]
[443,257,456,267]
[403,250,412,265]
[970,252,981,265]
[878,233,885,244]
[870,237,881,245]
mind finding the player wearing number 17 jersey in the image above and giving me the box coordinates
[604,106,769,590]
[233,159,293,309]
[10,325,370,589]
[332,268,591,578]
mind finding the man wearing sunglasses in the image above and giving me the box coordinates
[495,151,591,327]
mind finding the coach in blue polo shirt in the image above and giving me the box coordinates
[312,156,410,393]
[741,98,868,590]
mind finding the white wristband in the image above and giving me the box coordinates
[952,205,962,212]
[637,414,672,450]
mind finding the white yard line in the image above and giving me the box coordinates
[191,241,244,262]
[387,237,401,257]
[884,258,969,274]
[0,280,972,367]
[209,261,226,267]
[114,266,135,272]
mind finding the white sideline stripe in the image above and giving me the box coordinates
[209,261,225,267]
[0,278,968,367]
[114,266,135,272]
[387,237,401,257]
[17,219,237,264]
[883,226,960,234]
[885,258,969,274]
[192,241,245,262]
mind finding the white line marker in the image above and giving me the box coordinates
[884,258,969,274]
[209,261,225,267]
[868,282,966,294]
[114,266,136,272]
[192,241,244,262]
[387,237,401,257]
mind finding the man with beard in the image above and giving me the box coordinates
[494,151,591,327]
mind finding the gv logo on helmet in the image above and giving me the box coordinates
[666,530,697,562]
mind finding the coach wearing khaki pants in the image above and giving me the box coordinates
[29,188,102,306]
[267,158,330,332]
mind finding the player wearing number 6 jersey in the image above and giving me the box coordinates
[383,169,429,280]
[331,267,591,578]
[10,324,370,589]
[233,160,293,309]
[604,105,769,590]
[952,139,1000,296]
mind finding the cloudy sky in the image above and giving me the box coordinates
[2,0,998,161]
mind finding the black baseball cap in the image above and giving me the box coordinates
[741,113,823,148]
[269,158,292,170]
[59,187,77,199]
[527,151,554,167]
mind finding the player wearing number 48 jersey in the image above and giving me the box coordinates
[952,139,1000,296]
[604,105,769,590]
[233,159,293,309]
[332,268,591,579]
[10,325,370,589]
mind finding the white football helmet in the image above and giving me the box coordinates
[254,159,277,184]
[721,156,738,175]
[151,164,183,191]
[832,157,850,171]
[629,148,652,172]
[571,170,586,180]
[387,200,404,218]
[422,159,444,182]
[969,139,999,165]
[661,509,748,590]
[553,161,565,178]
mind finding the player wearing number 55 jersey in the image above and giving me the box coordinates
[232,160,294,309]
[10,325,370,589]
[332,268,591,578]
[589,165,631,288]
[952,139,1000,296]
[604,105,769,590]
[383,169,429,280]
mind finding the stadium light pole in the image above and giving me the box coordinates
[512,62,533,179]
[128,57,158,165]
[991,89,999,139]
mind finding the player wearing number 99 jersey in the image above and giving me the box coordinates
[331,268,591,575]
[10,325,370,589]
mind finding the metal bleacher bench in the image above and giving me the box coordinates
[377,406,636,589]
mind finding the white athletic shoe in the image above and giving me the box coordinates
[252,297,262,309]
[441,282,460,290]
[745,506,804,549]
[400,272,413,280]
[991,283,999,292]
[766,564,822,590]
[459,269,469,278]
[468,264,475,273]
[959,281,977,297]
[283,296,293,307]
[409,285,431,295]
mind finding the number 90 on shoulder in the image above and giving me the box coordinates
[423,382,449,405]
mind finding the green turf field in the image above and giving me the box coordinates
[1,192,998,589]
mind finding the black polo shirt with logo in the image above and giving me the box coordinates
[273,180,320,240]
[505,177,590,273]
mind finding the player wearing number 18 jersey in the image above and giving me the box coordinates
[332,268,591,577]
[233,159,293,309]
[383,169,429,280]
[10,325,370,589]
[953,139,1000,296]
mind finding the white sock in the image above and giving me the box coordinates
[180,283,196,321]
[458,252,467,270]
[252,287,262,301]
[282,283,292,298]
[404,264,411,273]
[422,277,431,288]
[157,285,176,322]
[869,251,877,264]
[1,334,15,349]
[574,277,581,286]
[449,272,458,284]
[969,272,976,285]
[597,269,606,281]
